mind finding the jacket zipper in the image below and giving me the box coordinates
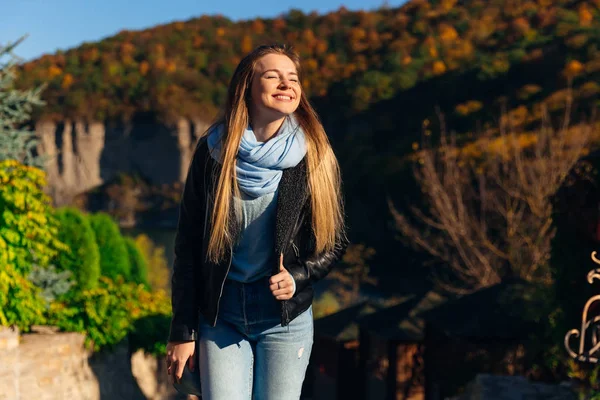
[205,190,233,327]
[282,242,300,325]
[280,205,306,326]
[213,243,233,327]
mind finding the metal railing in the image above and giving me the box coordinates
[565,251,600,363]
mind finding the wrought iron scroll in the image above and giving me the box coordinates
[565,251,600,363]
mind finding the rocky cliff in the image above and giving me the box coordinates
[35,118,210,206]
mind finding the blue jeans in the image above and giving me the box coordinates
[198,277,314,400]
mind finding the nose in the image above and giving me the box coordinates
[278,79,291,89]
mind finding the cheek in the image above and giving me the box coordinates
[250,85,268,108]
[251,83,262,99]
[258,83,275,100]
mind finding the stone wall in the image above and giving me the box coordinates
[35,118,209,206]
[0,327,183,400]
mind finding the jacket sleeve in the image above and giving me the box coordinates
[168,140,207,342]
[286,211,349,295]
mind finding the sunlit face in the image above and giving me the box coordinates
[249,54,302,121]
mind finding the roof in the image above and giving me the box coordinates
[419,280,539,340]
[317,280,538,343]
[314,301,381,342]
[357,290,447,341]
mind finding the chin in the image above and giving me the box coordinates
[267,106,299,117]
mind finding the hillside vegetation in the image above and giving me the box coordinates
[14,0,599,127]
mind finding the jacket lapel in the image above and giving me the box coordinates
[274,159,309,261]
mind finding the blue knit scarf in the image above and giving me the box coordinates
[207,115,307,198]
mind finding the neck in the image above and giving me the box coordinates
[249,114,286,142]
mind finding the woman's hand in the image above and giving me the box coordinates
[269,253,295,300]
[166,340,196,384]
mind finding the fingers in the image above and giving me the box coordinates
[269,271,291,291]
[269,271,287,285]
[175,359,186,383]
[269,264,294,300]
[165,342,195,384]
[166,346,174,384]
[269,278,291,293]
[167,359,179,384]
[272,288,294,300]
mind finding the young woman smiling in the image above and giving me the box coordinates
[166,44,348,400]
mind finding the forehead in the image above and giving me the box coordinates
[255,54,297,74]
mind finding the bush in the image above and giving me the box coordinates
[47,276,170,351]
[134,234,171,293]
[55,207,101,290]
[0,263,46,331]
[129,314,171,356]
[313,291,341,319]
[0,160,67,273]
[124,237,149,288]
[28,264,74,304]
[89,213,131,281]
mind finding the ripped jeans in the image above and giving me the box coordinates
[198,277,313,400]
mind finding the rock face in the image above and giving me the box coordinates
[456,374,576,400]
[0,326,182,400]
[0,326,99,400]
[35,118,210,205]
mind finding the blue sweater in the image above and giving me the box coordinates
[227,190,279,282]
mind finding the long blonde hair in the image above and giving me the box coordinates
[203,44,345,263]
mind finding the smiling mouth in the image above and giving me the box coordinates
[273,95,294,101]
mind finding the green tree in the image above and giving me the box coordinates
[89,213,131,281]
[0,160,67,273]
[124,237,149,288]
[54,207,101,290]
[0,37,45,167]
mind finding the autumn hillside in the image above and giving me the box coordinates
[15,0,599,123]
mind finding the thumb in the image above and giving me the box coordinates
[280,253,284,271]
[188,347,196,372]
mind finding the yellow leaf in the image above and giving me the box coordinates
[48,65,62,78]
[579,5,593,27]
[564,60,584,77]
[433,60,446,75]
[61,73,74,89]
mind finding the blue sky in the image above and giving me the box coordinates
[2,0,408,62]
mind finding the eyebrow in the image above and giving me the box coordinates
[262,69,298,76]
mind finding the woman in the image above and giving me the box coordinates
[166,44,348,400]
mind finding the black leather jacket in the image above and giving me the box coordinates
[168,137,348,342]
